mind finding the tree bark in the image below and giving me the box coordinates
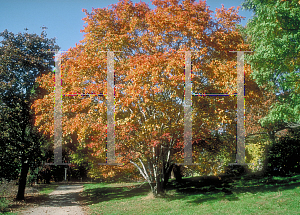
[130,158,173,197]
[268,130,276,144]
[155,172,161,196]
[154,165,164,197]
[163,163,173,188]
[16,161,29,200]
[173,164,183,182]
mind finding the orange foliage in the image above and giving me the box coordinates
[32,0,268,180]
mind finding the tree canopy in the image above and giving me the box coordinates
[242,0,300,131]
[33,0,268,196]
[0,29,59,200]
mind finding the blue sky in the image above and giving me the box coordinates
[0,0,254,51]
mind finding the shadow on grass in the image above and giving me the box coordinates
[80,174,300,206]
[80,183,151,205]
[165,174,300,204]
[162,175,240,204]
[231,174,300,195]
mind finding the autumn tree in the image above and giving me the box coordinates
[33,0,265,196]
[0,29,59,200]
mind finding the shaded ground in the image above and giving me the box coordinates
[14,184,87,215]
[1,181,49,214]
[80,182,151,206]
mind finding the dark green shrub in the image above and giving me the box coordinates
[224,164,250,176]
[264,131,300,176]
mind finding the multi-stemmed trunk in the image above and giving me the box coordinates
[130,154,175,197]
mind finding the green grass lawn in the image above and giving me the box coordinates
[36,183,59,195]
[81,174,300,215]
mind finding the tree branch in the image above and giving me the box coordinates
[286,122,300,129]
[129,159,151,183]
[138,157,151,182]
[245,132,268,138]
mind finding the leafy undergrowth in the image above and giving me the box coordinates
[82,174,300,215]
[0,197,16,215]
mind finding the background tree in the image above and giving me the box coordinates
[242,0,300,134]
[241,0,300,175]
[0,29,59,200]
[33,0,265,196]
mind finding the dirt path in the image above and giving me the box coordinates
[20,184,86,215]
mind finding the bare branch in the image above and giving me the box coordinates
[286,122,300,129]
[245,132,268,138]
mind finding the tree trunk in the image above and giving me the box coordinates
[154,173,164,197]
[149,182,156,194]
[173,164,183,182]
[16,161,29,200]
[268,131,276,144]
[129,159,171,197]
[163,163,173,188]
[45,169,51,184]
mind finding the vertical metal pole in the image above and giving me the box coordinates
[98,51,122,166]
[236,51,245,164]
[184,51,192,164]
[45,51,70,166]
[65,167,67,181]
[106,51,116,164]
[229,50,252,166]
[54,52,63,165]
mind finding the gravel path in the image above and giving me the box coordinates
[21,184,86,215]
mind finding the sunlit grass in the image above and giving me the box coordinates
[82,174,300,215]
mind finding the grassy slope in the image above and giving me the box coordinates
[82,174,300,215]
